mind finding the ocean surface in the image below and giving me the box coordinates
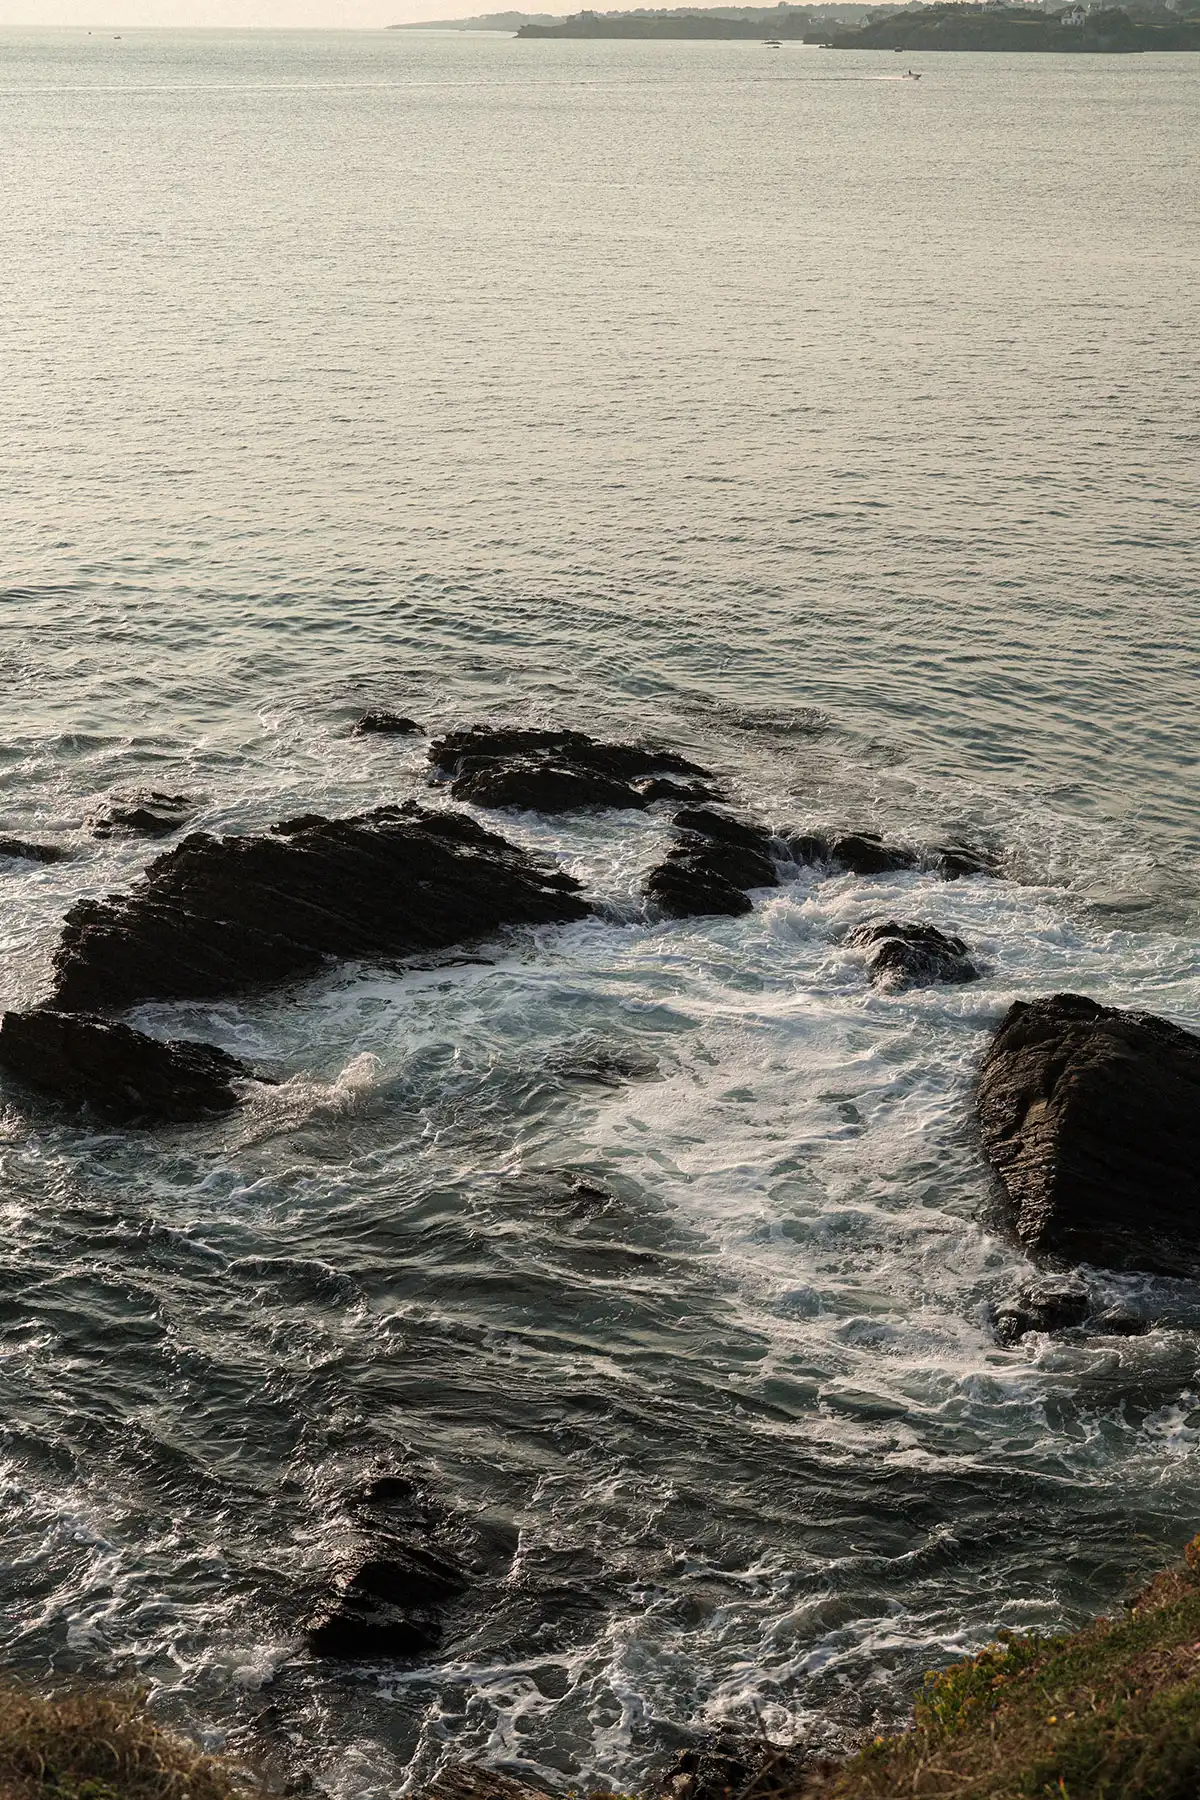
[1,24,1198,1796]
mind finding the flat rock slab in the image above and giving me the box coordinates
[0,1009,258,1119]
[978,992,1200,1274]
[49,803,589,1012]
[847,920,979,991]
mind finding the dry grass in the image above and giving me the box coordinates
[0,1683,246,1800]
[800,1534,1200,1800]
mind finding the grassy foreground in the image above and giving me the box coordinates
[0,1685,243,1800]
[802,1534,1200,1800]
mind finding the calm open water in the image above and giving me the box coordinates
[0,25,1198,1796]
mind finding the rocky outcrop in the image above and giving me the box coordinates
[847,920,979,991]
[414,1734,808,1800]
[0,836,67,864]
[305,1536,471,1660]
[352,711,422,735]
[991,1279,1090,1345]
[90,791,195,838]
[645,808,779,919]
[48,803,589,1013]
[418,1771,553,1800]
[0,1009,259,1119]
[977,993,1200,1274]
[790,831,996,880]
[451,762,652,813]
[430,726,715,814]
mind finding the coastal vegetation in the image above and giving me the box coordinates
[814,0,1200,49]
[0,1684,244,1800]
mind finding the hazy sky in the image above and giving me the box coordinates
[0,0,460,26]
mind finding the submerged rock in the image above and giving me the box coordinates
[645,807,779,919]
[978,993,1200,1273]
[90,791,195,838]
[352,710,422,735]
[0,1009,259,1119]
[847,920,979,991]
[49,803,589,1012]
[306,1536,471,1662]
[0,836,67,864]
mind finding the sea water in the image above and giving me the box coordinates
[0,25,1198,1795]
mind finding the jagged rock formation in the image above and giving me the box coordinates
[430,725,715,813]
[48,803,589,1012]
[0,1009,259,1119]
[978,993,1200,1274]
[847,920,979,991]
[645,807,779,918]
[89,791,195,838]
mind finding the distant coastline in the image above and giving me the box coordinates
[392,0,1200,46]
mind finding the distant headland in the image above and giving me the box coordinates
[392,0,1200,46]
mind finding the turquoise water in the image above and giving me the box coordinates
[0,27,1198,1795]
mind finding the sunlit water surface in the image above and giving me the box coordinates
[0,25,1198,1796]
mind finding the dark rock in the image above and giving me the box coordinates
[655,1732,810,1800]
[645,860,754,919]
[49,803,589,1012]
[305,1604,442,1661]
[672,807,775,857]
[645,807,779,919]
[1090,1309,1151,1338]
[847,920,980,991]
[992,1280,1090,1345]
[352,711,422,736]
[90,791,194,838]
[430,725,710,783]
[451,760,648,813]
[0,836,67,865]
[0,1008,258,1119]
[977,993,1200,1274]
[418,1770,554,1800]
[638,778,722,805]
[790,830,920,875]
[927,841,999,879]
[306,1533,470,1664]
[791,831,997,880]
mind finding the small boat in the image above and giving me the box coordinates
[904,67,922,77]
[763,36,782,47]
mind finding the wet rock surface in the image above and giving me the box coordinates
[431,725,710,784]
[789,830,996,879]
[431,725,714,813]
[978,993,1200,1274]
[656,1734,811,1800]
[451,760,651,813]
[0,836,67,864]
[645,807,779,918]
[306,1467,513,1666]
[847,920,980,991]
[49,802,589,1012]
[992,1279,1091,1345]
[351,710,423,735]
[0,1008,259,1119]
[89,791,195,838]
